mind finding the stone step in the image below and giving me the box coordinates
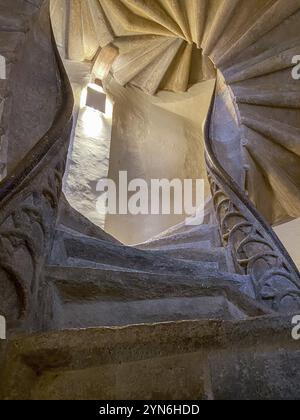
[162,0,193,44]
[142,245,228,271]
[160,41,193,93]
[1,316,298,400]
[143,218,218,240]
[223,38,300,84]
[138,240,211,251]
[57,195,121,244]
[100,0,174,38]
[62,256,219,272]
[130,38,183,95]
[202,0,240,56]
[50,229,228,276]
[242,128,300,216]
[119,0,185,39]
[241,112,300,156]
[137,224,221,249]
[233,85,300,108]
[44,264,267,329]
[112,37,181,86]
[185,0,206,47]
[216,0,300,67]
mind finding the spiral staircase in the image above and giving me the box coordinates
[0,0,300,400]
[51,0,300,226]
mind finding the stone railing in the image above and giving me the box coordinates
[0,27,74,334]
[204,87,300,314]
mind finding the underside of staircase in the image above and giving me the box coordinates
[0,0,300,400]
[45,212,268,331]
[51,0,300,226]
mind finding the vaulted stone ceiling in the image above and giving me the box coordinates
[50,0,300,227]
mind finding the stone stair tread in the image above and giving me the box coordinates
[142,222,219,243]
[136,225,221,249]
[45,264,246,292]
[112,37,179,86]
[50,228,229,276]
[148,248,227,269]
[139,240,211,251]
[145,244,226,256]
[215,0,300,67]
[45,265,255,303]
[57,195,122,245]
[130,38,183,95]
[44,264,267,330]
[232,85,300,108]
[223,37,300,84]
[55,256,219,272]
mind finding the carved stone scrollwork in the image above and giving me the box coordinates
[0,18,74,333]
[207,168,300,313]
[0,128,72,331]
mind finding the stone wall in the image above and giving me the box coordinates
[104,79,215,245]
[6,1,61,174]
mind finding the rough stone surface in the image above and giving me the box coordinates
[1,316,300,400]
[6,1,60,174]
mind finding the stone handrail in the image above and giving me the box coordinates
[0,25,74,333]
[204,85,300,314]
